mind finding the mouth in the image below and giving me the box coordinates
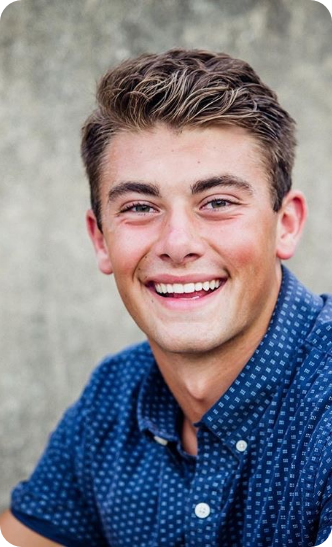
[148,278,225,300]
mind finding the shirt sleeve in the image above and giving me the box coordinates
[315,526,332,546]
[314,429,332,546]
[10,366,109,547]
[315,495,332,546]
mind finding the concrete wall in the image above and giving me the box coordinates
[0,0,331,510]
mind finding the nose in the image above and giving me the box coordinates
[154,209,205,265]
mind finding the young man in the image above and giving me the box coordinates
[1,49,331,547]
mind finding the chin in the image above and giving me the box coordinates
[149,331,224,356]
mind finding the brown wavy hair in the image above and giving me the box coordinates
[81,48,296,230]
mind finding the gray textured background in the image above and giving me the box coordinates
[0,0,331,510]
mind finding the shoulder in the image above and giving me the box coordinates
[57,340,155,438]
[82,340,155,410]
[301,295,332,405]
[89,340,154,384]
[292,295,332,435]
[306,294,332,355]
[300,296,332,457]
[296,299,332,494]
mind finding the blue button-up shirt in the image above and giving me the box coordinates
[11,267,332,546]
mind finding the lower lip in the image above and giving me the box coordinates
[147,281,226,309]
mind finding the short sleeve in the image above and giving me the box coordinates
[315,495,332,546]
[314,431,332,546]
[10,368,108,547]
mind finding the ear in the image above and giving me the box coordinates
[86,209,113,275]
[276,190,307,260]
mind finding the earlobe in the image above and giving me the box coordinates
[86,210,113,275]
[276,191,307,260]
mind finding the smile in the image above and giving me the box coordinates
[153,278,223,299]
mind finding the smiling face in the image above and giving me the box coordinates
[87,124,305,360]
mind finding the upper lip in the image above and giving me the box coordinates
[144,274,226,285]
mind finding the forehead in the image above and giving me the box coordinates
[100,124,270,195]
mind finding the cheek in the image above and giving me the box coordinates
[107,228,153,279]
[213,232,260,269]
[212,223,276,272]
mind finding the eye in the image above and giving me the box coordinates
[202,198,234,210]
[120,202,156,214]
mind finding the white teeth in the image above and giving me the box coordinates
[184,283,195,293]
[154,279,222,295]
[174,284,184,294]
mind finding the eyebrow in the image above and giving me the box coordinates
[191,175,253,196]
[107,181,160,202]
[107,175,253,203]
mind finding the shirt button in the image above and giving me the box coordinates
[153,435,168,446]
[194,502,211,519]
[236,439,248,452]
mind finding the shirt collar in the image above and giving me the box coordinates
[137,267,323,448]
[199,266,323,450]
[137,355,180,443]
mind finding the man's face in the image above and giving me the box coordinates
[90,124,291,358]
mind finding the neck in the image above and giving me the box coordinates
[150,327,273,456]
[148,267,282,454]
[150,328,265,424]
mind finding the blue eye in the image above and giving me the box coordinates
[121,203,155,214]
[205,199,231,209]
[132,204,153,213]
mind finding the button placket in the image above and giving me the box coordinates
[236,439,248,453]
[194,502,211,519]
[186,427,237,547]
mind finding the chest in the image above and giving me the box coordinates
[91,417,321,547]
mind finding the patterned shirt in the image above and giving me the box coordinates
[10,267,332,546]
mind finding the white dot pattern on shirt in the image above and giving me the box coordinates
[10,268,332,546]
